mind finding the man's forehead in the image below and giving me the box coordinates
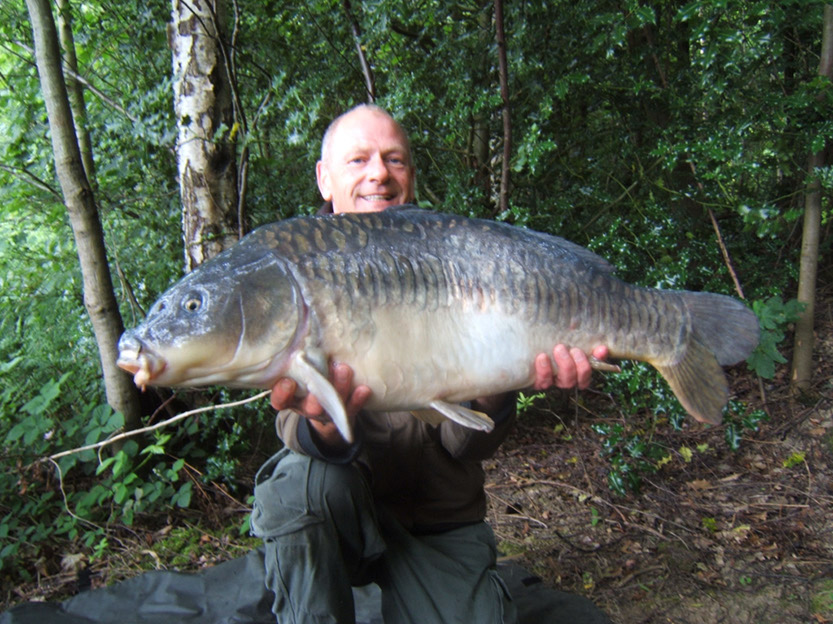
[332,112,407,147]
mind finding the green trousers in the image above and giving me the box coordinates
[251,449,517,624]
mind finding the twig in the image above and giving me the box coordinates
[496,513,548,529]
[685,161,746,299]
[0,162,62,198]
[12,39,139,123]
[343,0,376,102]
[46,457,105,531]
[494,0,512,216]
[46,391,270,461]
[707,207,746,300]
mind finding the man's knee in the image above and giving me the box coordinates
[251,449,371,539]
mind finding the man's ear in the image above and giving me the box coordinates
[316,160,333,201]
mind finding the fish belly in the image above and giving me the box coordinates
[320,302,587,411]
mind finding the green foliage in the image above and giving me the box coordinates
[592,389,768,493]
[516,391,546,416]
[747,296,805,378]
[591,410,670,496]
[701,516,718,533]
[0,380,164,576]
[721,400,769,451]
[782,451,806,469]
[1,0,829,580]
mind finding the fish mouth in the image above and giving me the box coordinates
[117,349,166,391]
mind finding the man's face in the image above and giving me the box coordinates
[316,109,415,214]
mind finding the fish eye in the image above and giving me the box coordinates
[182,294,203,312]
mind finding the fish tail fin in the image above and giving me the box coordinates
[681,292,760,366]
[654,292,759,425]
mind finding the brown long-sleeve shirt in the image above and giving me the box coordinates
[275,403,515,532]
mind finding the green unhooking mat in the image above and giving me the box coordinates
[0,549,612,624]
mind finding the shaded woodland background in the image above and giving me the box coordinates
[1,1,831,620]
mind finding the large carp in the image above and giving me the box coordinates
[117,206,760,442]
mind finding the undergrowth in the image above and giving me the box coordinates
[0,377,269,589]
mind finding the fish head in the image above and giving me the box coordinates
[117,246,304,390]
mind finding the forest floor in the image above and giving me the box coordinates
[4,292,832,623]
[487,288,833,624]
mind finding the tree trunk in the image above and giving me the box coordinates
[790,4,833,392]
[55,0,95,186]
[170,0,238,271]
[25,0,142,430]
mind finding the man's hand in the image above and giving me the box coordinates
[533,344,609,391]
[473,344,609,417]
[270,362,372,447]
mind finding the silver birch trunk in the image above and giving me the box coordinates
[170,0,238,271]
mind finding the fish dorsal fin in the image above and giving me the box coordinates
[426,400,495,432]
[289,351,353,443]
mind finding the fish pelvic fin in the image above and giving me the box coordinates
[290,352,353,443]
[411,409,446,427]
[655,337,729,425]
[426,400,495,432]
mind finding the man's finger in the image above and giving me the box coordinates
[552,344,577,389]
[346,384,373,419]
[570,347,592,390]
[331,362,354,398]
[533,353,554,390]
[270,378,297,410]
[300,394,325,419]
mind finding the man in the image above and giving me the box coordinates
[251,104,608,623]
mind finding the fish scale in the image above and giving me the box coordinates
[117,205,760,443]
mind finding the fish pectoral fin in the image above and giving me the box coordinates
[427,400,495,432]
[290,352,353,444]
[588,356,621,373]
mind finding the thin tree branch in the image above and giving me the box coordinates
[11,39,139,123]
[688,161,746,299]
[791,4,832,390]
[0,162,62,198]
[46,391,270,462]
[494,0,511,215]
[707,207,745,300]
[343,0,376,102]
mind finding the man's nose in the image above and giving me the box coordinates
[366,154,390,182]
